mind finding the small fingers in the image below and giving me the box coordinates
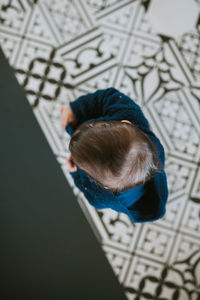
[61,119,68,127]
[60,106,67,127]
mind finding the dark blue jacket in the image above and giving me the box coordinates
[65,87,168,223]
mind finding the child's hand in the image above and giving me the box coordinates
[60,104,77,128]
[66,156,77,172]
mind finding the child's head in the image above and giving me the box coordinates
[68,120,162,194]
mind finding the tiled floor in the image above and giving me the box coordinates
[0,1,200,299]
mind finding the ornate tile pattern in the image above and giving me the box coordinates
[0,0,200,299]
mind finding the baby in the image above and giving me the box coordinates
[60,88,168,223]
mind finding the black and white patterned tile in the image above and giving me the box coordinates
[0,0,200,299]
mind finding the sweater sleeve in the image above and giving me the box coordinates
[69,167,112,210]
[126,171,168,223]
[68,87,150,129]
[69,88,117,128]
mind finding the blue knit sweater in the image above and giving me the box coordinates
[65,87,168,223]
